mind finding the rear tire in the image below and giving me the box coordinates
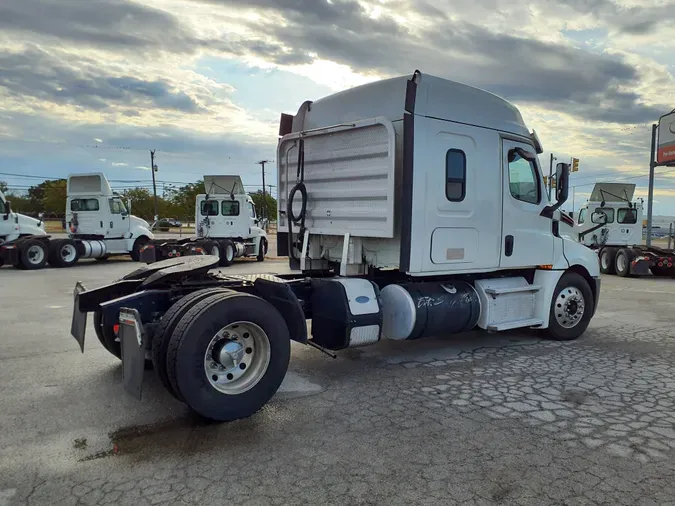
[544,272,594,341]
[201,240,220,260]
[166,292,291,422]
[218,239,235,267]
[151,288,235,400]
[18,240,48,270]
[48,239,79,267]
[93,311,121,359]
[599,247,616,275]
[615,248,633,278]
[131,236,150,262]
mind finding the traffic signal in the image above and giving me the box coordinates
[571,158,579,172]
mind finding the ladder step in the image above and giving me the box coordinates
[484,284,541,296]
[487,318,544,332]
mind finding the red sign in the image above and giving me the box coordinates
[657,111,675,165]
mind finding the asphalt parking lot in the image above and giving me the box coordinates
[2,260,675,506]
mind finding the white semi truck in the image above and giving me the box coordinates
[565,182,674,277]
[138,175,268,266]
[70,70,601,422]
[0,173,154,269]
[0,190,48,268]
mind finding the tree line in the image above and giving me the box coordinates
[0,179,277,223]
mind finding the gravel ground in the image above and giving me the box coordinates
[1,263,675,506]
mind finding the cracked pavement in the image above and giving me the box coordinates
[2,261,675,505]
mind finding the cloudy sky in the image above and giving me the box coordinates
[0,0,674,213]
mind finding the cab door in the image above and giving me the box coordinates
[499,139,554,268]
[107,198,128,238]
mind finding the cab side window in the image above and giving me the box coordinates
[249,202,256,219]
[445,149,466,201]
[507,150,540,205]
[618,208,637,224]
[71,198,100,211]
[200,200,219,216]
[592,208,614,224]
[109,199,126,214]
[578,208,586,224]
[222,201,240,216]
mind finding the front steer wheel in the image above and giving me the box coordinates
[165,292,291,422]
[544,272,594,341]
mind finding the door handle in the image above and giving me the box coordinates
[505,235,514,257]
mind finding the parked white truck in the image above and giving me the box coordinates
[566,182,674,277]
[71,70,600,422]
[0,173,154,269]
[138,175,268,266]
[0,190,48,268]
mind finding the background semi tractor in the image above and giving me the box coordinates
[71,70,601,422]
[565,182,675,277]
[139,175,268,266]
[0,173,154,269]
[0,189,47,268]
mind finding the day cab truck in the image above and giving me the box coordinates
[70,70,601,422]
[138,175,268,266]
[0,190,47,268]
[0,173,154,269]
[566,182,675,277]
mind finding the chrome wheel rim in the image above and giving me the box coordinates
[617,253,627,273]
[26,245,45,265]
[554,286,585,329]
[61,244,77,262]
[226,244,234,261]
[601,252,609,270]
[204,321,270,395]
[210,245,220,257]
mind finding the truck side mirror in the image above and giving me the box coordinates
[4,200,11,220]
[126,199,132,213]
[555,162,569,204]
[541,162,570,219]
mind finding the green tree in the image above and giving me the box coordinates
[250,190,277,221]
[166,180,205,220]
[41,179,67,215]
[119,187,155,221]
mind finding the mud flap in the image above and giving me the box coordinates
[71,281,88,352]
[139,244,157,264]
[630,257,651,276]
[119,308,146,400]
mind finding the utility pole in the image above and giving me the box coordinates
[646,124,658,247]
[150,150,159,222]
[257,160,271,231]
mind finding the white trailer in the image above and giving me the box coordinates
[71,70,600,422]
[565,182,675,277]
[139,175,268,266]
[0,173,154,269]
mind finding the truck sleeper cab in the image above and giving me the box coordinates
[70,71,601,423]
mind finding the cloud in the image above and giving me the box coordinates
[195,0,668,125]
[0,47,203,113]
[0,0,197,53]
